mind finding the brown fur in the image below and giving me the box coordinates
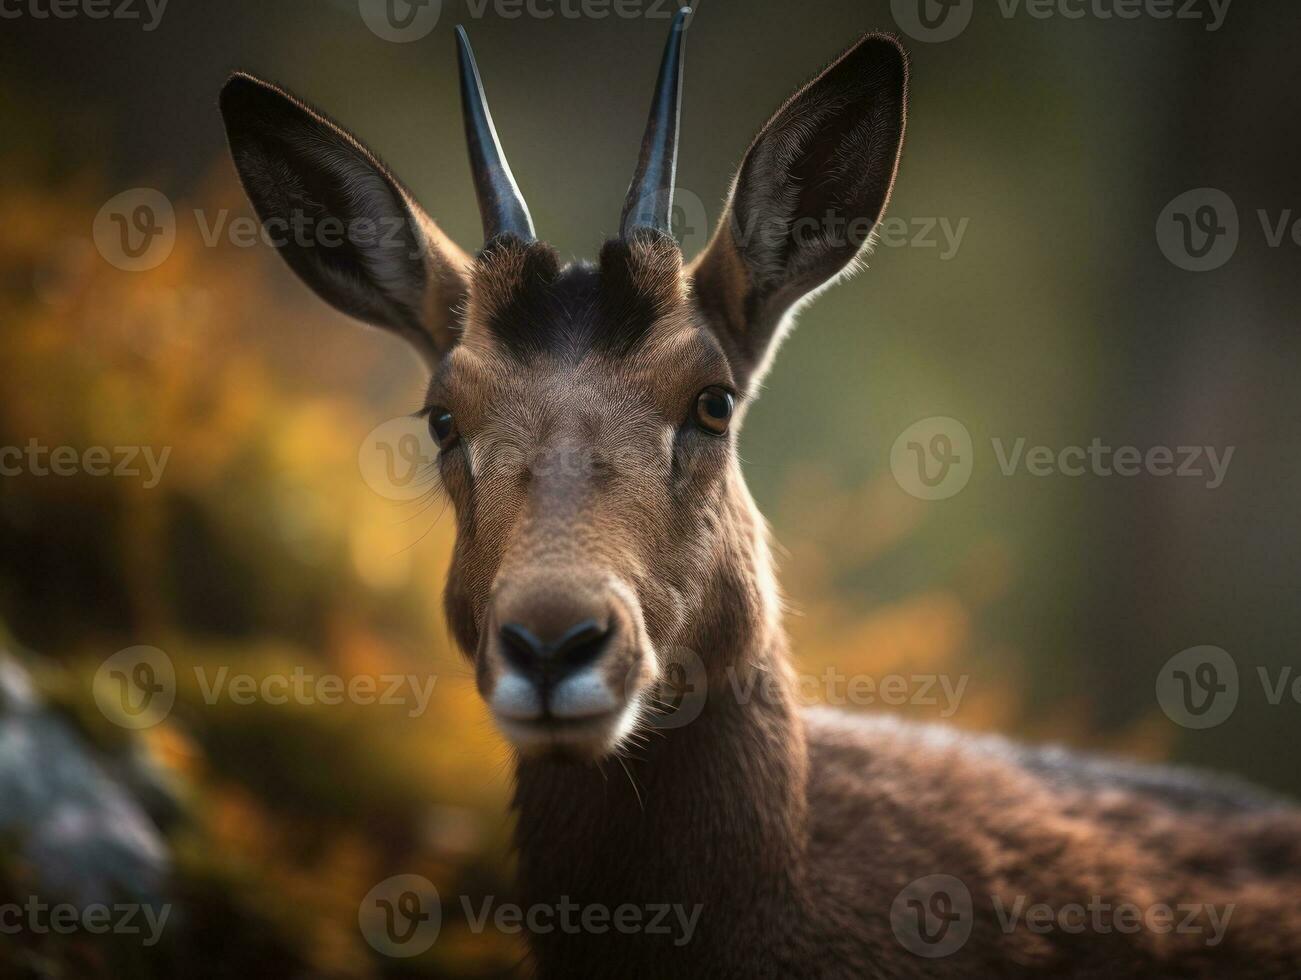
[220,29,1301,979]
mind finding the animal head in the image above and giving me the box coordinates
[219,9,907,761]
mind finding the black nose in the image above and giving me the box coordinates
[499,619,611,681]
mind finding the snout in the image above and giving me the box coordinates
[479,575,654,757]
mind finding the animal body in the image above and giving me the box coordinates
[219,9,1301,976]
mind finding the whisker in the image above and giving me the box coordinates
[615,754,644,810]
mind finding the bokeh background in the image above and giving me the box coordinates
[1,0,1299,975]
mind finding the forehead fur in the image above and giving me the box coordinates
[463,231,688,360]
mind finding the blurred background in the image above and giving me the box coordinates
[1,0,1299,975]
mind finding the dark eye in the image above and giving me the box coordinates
[694,386,734,436]
[428,407,457,450]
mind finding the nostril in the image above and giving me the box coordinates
[497,618,612,679]
[550,619,610,670]
[499,623,546,673]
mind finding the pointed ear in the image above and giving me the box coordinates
[689,35,908,392]
[219,73,472,368]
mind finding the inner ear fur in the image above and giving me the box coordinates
[219,72,472,367]
[689,34,908,391]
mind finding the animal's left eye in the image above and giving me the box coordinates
[694,386,734,436]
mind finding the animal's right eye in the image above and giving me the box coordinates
[428,408,458,450]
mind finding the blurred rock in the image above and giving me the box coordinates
[0,651,170,907]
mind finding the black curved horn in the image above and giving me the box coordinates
[456,25,536,242]
[619,6,690,239]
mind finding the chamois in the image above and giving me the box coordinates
[219,9,1301,976]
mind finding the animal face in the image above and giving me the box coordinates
[429,234,746,757]
[219,12,907,759]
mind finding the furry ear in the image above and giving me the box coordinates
[689,35,908,391]
[219,73,472,367]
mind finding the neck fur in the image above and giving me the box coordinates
[510,475,811,972]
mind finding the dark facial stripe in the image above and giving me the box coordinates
[473,236,564,358]
[474,233,683,360]
[595,232,678,357]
